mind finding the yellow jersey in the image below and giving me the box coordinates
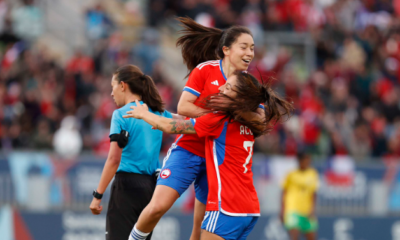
[282,168,319,216]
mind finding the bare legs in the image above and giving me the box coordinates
[135,185,180,233]
[200,230,225,240]
[288,230,316,240]
[189,198,206,240]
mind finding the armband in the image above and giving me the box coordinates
[109,130,129,148]
[93,190,103,200]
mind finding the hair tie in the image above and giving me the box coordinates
[141,74,146,81]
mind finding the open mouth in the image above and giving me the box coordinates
[242,59,251,64]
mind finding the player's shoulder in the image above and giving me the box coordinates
[287,169,298,177]
[112,108,124,118]
[195,60,220,71]
[308,168,319,176]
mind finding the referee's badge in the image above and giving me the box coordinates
[160,169,171,179]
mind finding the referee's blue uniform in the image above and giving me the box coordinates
[106,101,172,240]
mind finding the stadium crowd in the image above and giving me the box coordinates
[1,0,400,160]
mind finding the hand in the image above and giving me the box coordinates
[209,95,233,109]
[123,100,149,119]
[90,198,103,215]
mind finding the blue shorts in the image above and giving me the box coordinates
[201,211,258,240]
[157,146,208,204]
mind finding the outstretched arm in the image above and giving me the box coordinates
[154,117,196,134]
[172,113,187,120]
[123,100,196,134]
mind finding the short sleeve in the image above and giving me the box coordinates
[183,67,206,97]
[192,112,225,138]
[162,110,173,119]
[282,172,291,190]
[110,110,125,136]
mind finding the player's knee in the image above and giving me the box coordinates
[147,202,169,218]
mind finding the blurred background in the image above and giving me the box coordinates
[0,0,400,239]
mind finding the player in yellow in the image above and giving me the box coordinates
[280,152,319,240]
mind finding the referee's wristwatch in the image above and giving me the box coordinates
[93,190,103,200]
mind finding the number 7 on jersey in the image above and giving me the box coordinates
[243,141,254,173]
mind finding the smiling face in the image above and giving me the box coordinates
[219,74,238,98]
[111,75,125,107]
[223,33,254,71]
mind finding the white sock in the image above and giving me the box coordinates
[129,224,150,240]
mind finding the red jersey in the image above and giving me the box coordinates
[191,113,260,216]
[175,60,228,158]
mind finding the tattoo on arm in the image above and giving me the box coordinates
[169,120,196,134]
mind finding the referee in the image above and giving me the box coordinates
[89,65,173,240]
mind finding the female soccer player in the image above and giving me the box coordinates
[89,65,179,240]
[129,17,264,240]
[280,152,319,240]
[125,71,293,240]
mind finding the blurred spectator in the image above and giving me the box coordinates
[85,3,114,41]
[0,18,21,47]
[2,0,400,162]
[0,0,9,32]
[67,49,95,75]
[11,0,43,41]
[53,116,82,159]
[348,122,372,159]
[0,0,182,156]
[131,29,160,75]
[32,118,53,150]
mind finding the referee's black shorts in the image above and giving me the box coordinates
[106,172,156,240]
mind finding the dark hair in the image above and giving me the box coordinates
[176,17,253,75]
[297,152,310,162]
[114,65,165,113]
[201,72,294,137]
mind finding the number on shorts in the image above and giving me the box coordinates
[243,141,254,173]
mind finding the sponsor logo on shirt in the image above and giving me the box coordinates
[211,80,219,86]
[160,169,171,179]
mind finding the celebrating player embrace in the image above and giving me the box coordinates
[127,16,265,240]
[125,71,293,240]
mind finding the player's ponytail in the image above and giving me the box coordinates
[140,74,165,113]
[176,17,253,76]
[114,65,165,113]
[201,72,293,137]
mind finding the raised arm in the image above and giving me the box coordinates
[123,100,196,134]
